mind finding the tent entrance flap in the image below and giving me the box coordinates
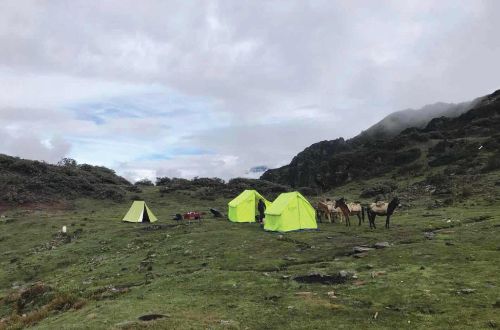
[143,205,150,222]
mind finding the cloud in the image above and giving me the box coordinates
[0,0,499,179]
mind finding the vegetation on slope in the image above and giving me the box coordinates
[261,89,500,191]
[0,156,131,205]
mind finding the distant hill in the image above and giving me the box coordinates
[0,155,132,205]
[261,89,500,191]
[353,97,484,143]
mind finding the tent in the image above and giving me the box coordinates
[122,201,158,223]
[228,190,271,223]
[264,192,317,232]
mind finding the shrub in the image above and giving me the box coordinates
[134,179,154,186]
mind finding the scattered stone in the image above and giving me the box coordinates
[295,292,315,297]
[373,311,379,320]
[374,242,390,249]
[457,288,475,295]
[287,305,295,310]
[424,232,435,240]
[283,256,298,261]
[353,246,374,253]
[326,236,334,239]
[277,235,285,240]
[327,291,337,299]
[262,272,270,277]
[282,275,291,279]
[115,321,139,328]
[220,320,235,326]
[353,280,366,286]
[371,271,387,278]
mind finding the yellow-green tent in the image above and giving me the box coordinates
[122,201,158,223]
[264,192,317,232]
[228,190,271,223]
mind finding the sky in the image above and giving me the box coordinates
[0,0,499,182]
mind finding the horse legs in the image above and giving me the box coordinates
[345,215,350,227]
[370,214,376,229]
[386,215,390,229]
[357,213,362,226]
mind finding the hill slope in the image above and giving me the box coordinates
[261,89,500,190]
[0,155,132,205]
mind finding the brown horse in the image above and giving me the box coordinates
[317,201,332,223]
[366,197,401,229]
[334,198,364,226]
[317,200,344,223]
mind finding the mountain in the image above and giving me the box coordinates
[355,99,480,141]
[261,90,500,190]
[0,155,132,205]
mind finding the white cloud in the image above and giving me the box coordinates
[0,0,499,180]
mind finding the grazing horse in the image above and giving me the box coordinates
[334,198,365,226]
[317,200,344,223]
[366,197,401,229]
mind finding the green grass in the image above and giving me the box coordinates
[0,179,499,329]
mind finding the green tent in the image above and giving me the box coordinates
[228,190,271,223]
[122,201,158,223]
[264,192,317,232]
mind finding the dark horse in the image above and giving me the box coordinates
[334,198,365,227]
[366,197,401,229]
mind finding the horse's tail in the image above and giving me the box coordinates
[362,206,365,221]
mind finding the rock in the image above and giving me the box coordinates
[220,320,235,325]
[374,242,390,249]
[277,235,285,240]
[371,271,387,278]
[424,232,435,240]
[283,256,298,261]
[353,246,374,253]
[457,288,475,294]
[327,291,337,299]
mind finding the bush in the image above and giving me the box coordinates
[134,179,154,186]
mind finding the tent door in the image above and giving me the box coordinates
[143,206,150,223]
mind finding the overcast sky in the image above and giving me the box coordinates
[0,1,499,181]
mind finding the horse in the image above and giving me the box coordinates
[334,198,364,226]
[317,201,332,223]
[317,200,344,224]
[366,197,401,229]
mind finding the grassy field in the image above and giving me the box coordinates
[1,178,499,329]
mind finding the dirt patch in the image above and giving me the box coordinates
[138,314,168,321]
[294,271,355,285]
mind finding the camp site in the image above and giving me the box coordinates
[1,2,500,329]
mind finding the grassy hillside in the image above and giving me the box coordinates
[0,156,131,205]
[0,167,499,329]
[261,89,500,191]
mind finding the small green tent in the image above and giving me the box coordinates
[264,192,317,232]
[122,201,158,223]
[228,190,271,223]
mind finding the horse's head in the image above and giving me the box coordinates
[390,197,401,208]
[334,197,346,209]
